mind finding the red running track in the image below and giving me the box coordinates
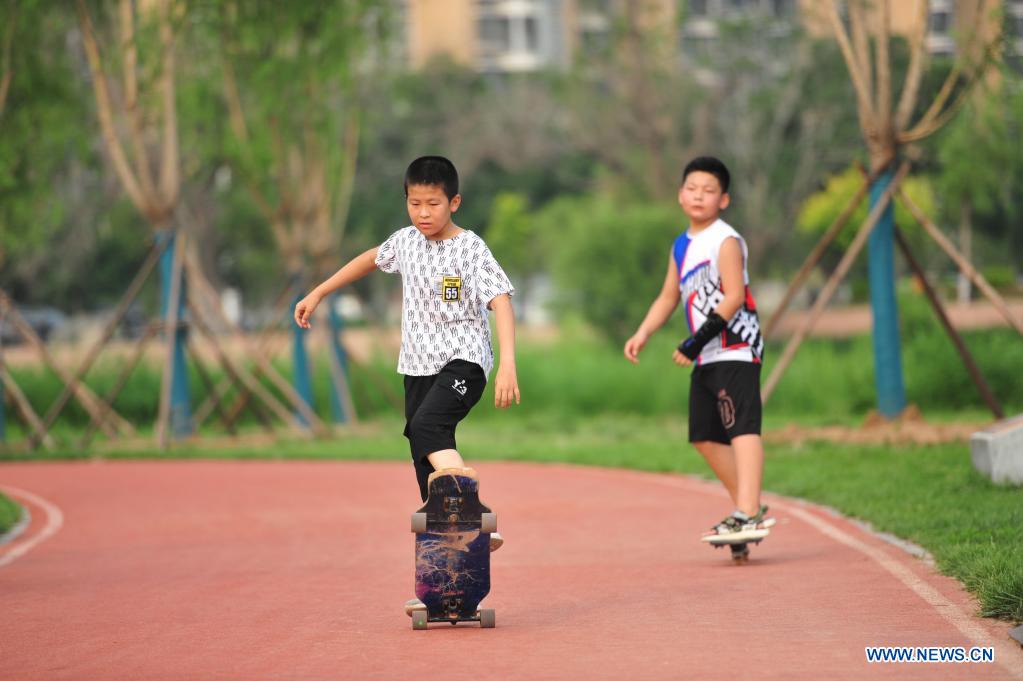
[1,461,1021,681]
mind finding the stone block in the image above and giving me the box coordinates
[970,414,1023,485]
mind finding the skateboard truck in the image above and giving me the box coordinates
[443,597,464,618]
[444,496,462,522]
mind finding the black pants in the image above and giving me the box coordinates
[403,360,486,501]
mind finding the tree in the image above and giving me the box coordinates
[540,194,681,343]
[933,70,1023,300]
[562,2,707,200]
[797,165,937,249]
[0,1,95,299]
[214,0,384,280]
[209,1,389,424]
[702,19,864,274]
[823,0,1001,417]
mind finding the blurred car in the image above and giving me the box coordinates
[0,306,67,345]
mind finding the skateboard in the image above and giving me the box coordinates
[701,517,775,564]
[410,468,496,630]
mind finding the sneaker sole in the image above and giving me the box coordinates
[702,527,770,544]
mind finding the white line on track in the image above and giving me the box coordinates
[0,485,64,568]
[778,501,1023,680]
[572,465,1023,679]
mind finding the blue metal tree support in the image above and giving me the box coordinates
[868,166,907,418]
[291,292,314,426]
[327,300,352,424]
[157,230,194,438]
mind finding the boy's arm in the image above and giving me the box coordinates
[713,237,745,320]
[676,237,745,361]
[294,247,379,329]
[623,254,681,363]
[490,293,520,408]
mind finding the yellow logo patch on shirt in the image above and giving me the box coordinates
[442,276,462,302]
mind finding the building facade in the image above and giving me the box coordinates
[398,1,1019,73]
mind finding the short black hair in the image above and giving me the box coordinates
[404,156,459,199]
[682,156,730,193]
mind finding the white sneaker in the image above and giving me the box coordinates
[701,506,773,544]
[405,598,426,617]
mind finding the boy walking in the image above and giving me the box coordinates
[624,156,772,559]
[294,156,519,602]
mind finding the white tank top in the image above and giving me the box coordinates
[672,219,764,366]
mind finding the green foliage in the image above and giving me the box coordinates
[0,1,93,283]
[349,60,594,255]
[4,314,1021,440]
[213,0,382,159]
[932,74,1023,239]
[796,166,937,246]
[979,265,1019,292]
[898,288,1023,412]
[0,491,22,535]
[483,192,537,278]
[538,194,682,343]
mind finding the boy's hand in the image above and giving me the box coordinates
[494,364,520,409]
[294,292,322,329]
[623,331,649,364]
[672,345,693,367]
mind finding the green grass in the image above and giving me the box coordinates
[0,491,22,536]
[760,441,1023,623]
[5,413,1019,622]
[5,315,1022,433]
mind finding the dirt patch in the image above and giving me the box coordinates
[766,405,986,446]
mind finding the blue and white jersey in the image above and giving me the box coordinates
[672,218,764,366]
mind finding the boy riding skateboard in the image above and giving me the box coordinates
[624,156,773,563]
[295,156,519,608]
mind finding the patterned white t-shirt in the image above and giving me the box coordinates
[374,226,515,377]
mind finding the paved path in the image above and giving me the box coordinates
[1,461,1020,680]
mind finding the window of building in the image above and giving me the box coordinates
[928,10,952,35]
[479,16,511,53]
[682,34,716,63]
[524,15,539,52]
[771,0,793,18]
[1011,2,1023,36]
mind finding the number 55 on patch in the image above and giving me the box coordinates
[442,276,462,302]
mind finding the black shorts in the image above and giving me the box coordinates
[688,361,762,444]
[403,359,486,500]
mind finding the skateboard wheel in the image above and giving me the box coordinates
[479,608,496,628]
[481,512,497,533]
[411,513,427,533]
[412,610,428,630]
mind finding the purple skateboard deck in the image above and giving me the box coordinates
[411,469,495,629]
